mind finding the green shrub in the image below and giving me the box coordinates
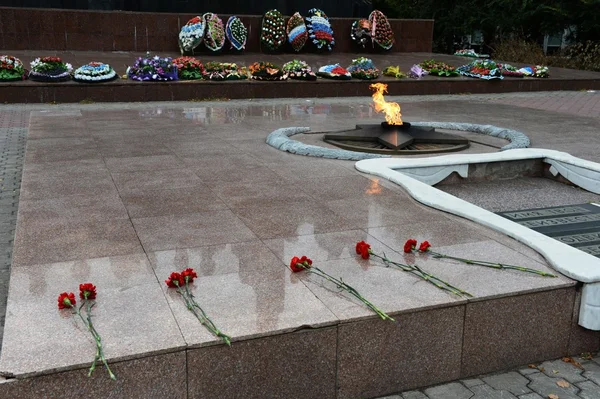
[563,41,600,72]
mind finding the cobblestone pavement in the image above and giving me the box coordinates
[0,110,28,356]
[381,355,600,399]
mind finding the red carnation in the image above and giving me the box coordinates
[299,256,313,267]
[79,283,97,300]
[58,292,76,309]
[290,256,304,272]
[404,239,417,253]
[418,241,431,252]
[182,268,198,283]
[355,241,371,259]
[166,272,184,288]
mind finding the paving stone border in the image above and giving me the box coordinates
[265,123,530,160]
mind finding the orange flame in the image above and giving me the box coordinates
[369,83,403,125]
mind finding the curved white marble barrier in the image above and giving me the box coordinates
[355,148,600,330]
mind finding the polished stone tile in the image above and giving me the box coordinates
[263,229,401,264]
[0,254,185,377]
[268,158,357,181]
[414,240,574,300]
[151,241,338,345]
[111,168,203,192]
[193,164,283,184]
[22,158,106,174]
[299,175,406,202]
[120,186,228,218]
[166,138,243,157]
[461,287,574,377]
[232,202,358,239]
[0,351,186,399]
[20,169,117,201]
[11,218,143,267]
[187,327,337,399]
[132,210,257,252]
[337,306,464,398]
[298,257,463,321]
[97,142,172,158]
[326,195,442,228]
[209,181,316,209]
[104,154,184,172]
[18,192,129,222]
[367,218,493,254]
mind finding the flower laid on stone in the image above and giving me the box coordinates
[306,8,334,51]
[350,19,371,48]
[409,64,428,79]
[225,16,247,51]
[261,9,286,52]
[356,241,472,297]
[524,65,549,78]
[347,57,380,80]
[290,255,394,321]
[369,10,394,50]
[454,49,489,58]
[165,268,231,345]
[282,60,317,81]
[407,239,557,277]
[382,65,406,79]
[0,55,27,81]
[178,16,205,54]
[173,56,205,80]
[317,64,351,80]
[498,63,524,77]
[419,59,458,77]
[127,53,178,81]
[29,56,72,82]
[286,12,308,52]
[73,62,118,83]
[457,59,503,80]
[57,283,116,380]
[203,13,226,52]
[249,61,287,81]
[203,62,247,81]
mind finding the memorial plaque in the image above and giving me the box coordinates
[498,203,600,258]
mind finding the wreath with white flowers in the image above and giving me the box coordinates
[261,9,286,52]
[0,55,27,82]
[29,56,72,82]
[226,16,247,51]
[287,12,308,52]
[306,8,334,51]
[73,62,117,83]
[178,16,205,54]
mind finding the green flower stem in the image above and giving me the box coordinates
[426,250,557,277]
[369,253,472,298]
[303,265,394,322]
[178,284,231,346]
[72,302,116,380]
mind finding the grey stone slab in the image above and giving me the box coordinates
[578,380,600,399]
[539,358,587,383]
[424,382,473,399]
[519,368,541,376]
[402,392,428,399]
[584,362,600,386]
[517,394,544,399]
[470,384,517,399]
[482,372,532,395]
[461,378,485,388]
[527,372,580,399]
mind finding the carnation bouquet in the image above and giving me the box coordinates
[454,49,489,58]
[350,19,371,48]
[127,53,178,81]
[0,55,27,82]
[178,16,205,54]
[306,8,334,51]
[347,57,380,80]
[419,59,458,77]
[261,9,286,52]
[249,61,287,81]
[369,10,394,50]
[317,64,351,80]
[225,16,247,51]
[203,62,247,81]
[287,12,308,52]
[29,56,72,82]
[457,59,503,80]
[203,13,226,52]
[73,62,117,83]
[282,60,317,81]
[173,56,205,80]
